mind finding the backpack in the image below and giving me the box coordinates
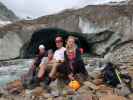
[102,63,120,87]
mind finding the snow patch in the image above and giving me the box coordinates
[0,20,11,27]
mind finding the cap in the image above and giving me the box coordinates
[39,44,45,49]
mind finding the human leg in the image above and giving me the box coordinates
[49,62,61,78]
[38,64,47,78]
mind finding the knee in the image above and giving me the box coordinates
[53,62,59,67]
[40,64,46,68]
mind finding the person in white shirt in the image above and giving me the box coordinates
[45,35,66,85]
[53,46,66,61]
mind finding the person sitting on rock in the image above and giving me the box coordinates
[22,44,47,89]
[44,35,66,86]
[58,36,88,83]
[38,49,54,86]
[29,49,54,89]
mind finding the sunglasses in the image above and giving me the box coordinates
[55,40,63,43]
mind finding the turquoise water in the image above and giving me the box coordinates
[0,59,32,86]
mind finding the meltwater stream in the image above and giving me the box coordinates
[0,59,32,86]
[0,57,103,86]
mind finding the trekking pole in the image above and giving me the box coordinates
[115,68,122,84]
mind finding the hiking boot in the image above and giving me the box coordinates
[42,84,51,93]
[44,76,52,86]
[27,77,40,89]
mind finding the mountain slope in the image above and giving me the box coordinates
[0,2,18,21]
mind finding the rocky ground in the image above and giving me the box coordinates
[0,57,133,100]
[0,1,133,99]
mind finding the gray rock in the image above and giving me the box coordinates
[0,32,23,60]
[104,42,133,67]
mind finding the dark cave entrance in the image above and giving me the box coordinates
[22,28,91,58]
